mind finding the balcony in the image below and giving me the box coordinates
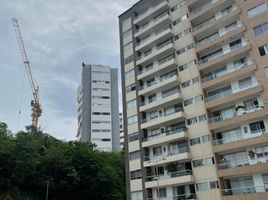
[199,42,251,71]
[137,56,176,80]
[136,41,175,65]
[141,107,184,129]
[222,186,268,200]
[138,74,179,96]
[205,81,262,109]
[142,127,188,147]
[196,23,246,52]
[135,12,170,37]
[134,0,169,25]
[209,106,268,131]
[136,28,173,51]
[144,147,191,167]
[148,193,197,200]
[192,6,240,36]
[140,90,182,112]
[213,132,268,153]
[217,156,268,177]
[201,60,256,90]
[145,170,194,188]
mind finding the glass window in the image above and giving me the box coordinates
[198,114,206,122]
[128,115,137,125]
[187,117,198,125]
[150,111,158,120]
[129,132,139,142]
[125,69,135,79]
[193,159,205,167]
[131,191,143,200]
[158,188,167,198]
[127,99,136,109]
[192,77,199,84]
[130,151,140,160]
[184,98,193,106]
[238,77,252,89]
[126,84,136,93]
[248,2,268,18]
[196,182,209,191]
[259,43,268,56]
[195,95,203,102]
[209,181,219,189]
[181,80,191,88]
[249,121,265,133]
[201,135,210,143]
[153,146,162,156]
[190,137,201,146]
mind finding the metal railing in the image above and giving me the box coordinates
[217,156,268,170]
[208,104,265,124]
[213,129,266,145]
[190,0,214,15]
[139,74,177,91]
[145,170,192,182]
[205,80,259,102]
[143,127,187,142]
[201,59,253,83]
[223,185,268,196]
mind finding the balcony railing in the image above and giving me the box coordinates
[199,41,247,65]
[145,170,192,182]
[144,146,189,161]
[139,74,177,91]
[213,129,266,145]
[217,156,268,170]
[147,193,197,200]
[223,185,268,196]
[140,89,181,107]
[197,22,243,47]
[190,0,215,15]
[205,80,259,102]
[208,105,265,124]
[201,59,253,83]
[143,127,187,142]
[193,5,238,31]
[136,12,169,34]
[134,0,168,22]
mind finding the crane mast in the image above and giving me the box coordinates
[12,18,42,127]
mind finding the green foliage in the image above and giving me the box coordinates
[0,123,125,200]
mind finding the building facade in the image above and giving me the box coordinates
[119,0,268,199]
[77,64,120,151]
[120,113,125,149]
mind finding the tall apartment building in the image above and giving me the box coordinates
[77,64,120,151]
[119,0,268,199]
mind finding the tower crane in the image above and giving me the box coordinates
[12,18,42,127]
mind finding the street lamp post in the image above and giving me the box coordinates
[46,178,54,200]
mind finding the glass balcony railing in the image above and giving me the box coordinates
[205,81,259,102]
[139,74,177,91]
[143,127,187,142]
[213,129,266,145]
[208,105,265,124]
[217,156,268,170]
[199,41,247,65]
[201,59,253,83]
[223,185,268,196]
[145,170,192,182]
[144,146,189,161]
[193,6,238,32]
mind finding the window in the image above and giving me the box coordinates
[177,47,186,55]
[178,59,196,71]
[195,95,203,102]
[124,55,134,65]
[131,191,143,200]
[190,137,201,146]
[131,170,142,180]
[201,135,210,143]
[193,159,204,167]
[259,43,268,56]
[256,145,268,158]
[150,111,158,120]
[124,42,133,51]
[122,18,131,32]
[153,146,162,156]
[184,98,194,106]
[198,114,206,122]
[129,132,139,142]
[148,94,157,103]
[101,138,111,142]
[173,14,188,26]
[181,80,190,88]
[158,188,167,198]
[238,77,252,89]
[253,21,268,36]
[125,69,135,79]
[128,115,138,125]
[127,99,136,109]
[209,181,219,189]
[187,117,198,125]
[126,84,136,93]
[192,77,199,84]
[187,43,194,50]
[123,28,132,38]
[196,182,209,191]
[248,2,268,18]
[130,151,140,160]
[249,121,265,133]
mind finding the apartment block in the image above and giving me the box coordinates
[119,0,268,199]
[77,64,120,151]
[120,112,125,149]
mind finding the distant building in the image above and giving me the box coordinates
[77,64,120,151]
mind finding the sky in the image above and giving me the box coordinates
[0,0,137,140]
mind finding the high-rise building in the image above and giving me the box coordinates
[77,63,120,151]
[119,0,268,199]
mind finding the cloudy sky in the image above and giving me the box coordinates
[0,0,137,140]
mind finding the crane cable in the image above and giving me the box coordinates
[16,71,26,131]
